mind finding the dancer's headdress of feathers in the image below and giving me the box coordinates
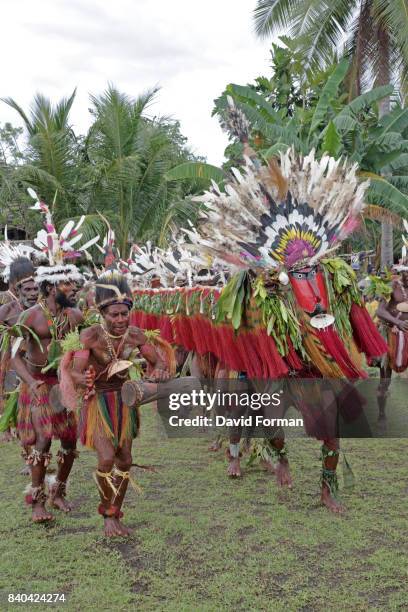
[95,271,133,311]
[219,95,250,143]
[94,212,120,270]
[127,241,165,287]
[130,233,226,288]
[0,226,44,283]
[28,188,99,284]
[395,219,408,271]
[184,99,369,276]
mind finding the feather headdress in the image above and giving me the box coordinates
[128,242,165,286]
[395,218,408,271]
[184,147,369,274]
[95,212,120,270]
[219,95,250,143]
[28,188,99,284]
[0,227,44,282]
[126,237,226,289]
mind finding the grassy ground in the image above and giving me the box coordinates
[0,408,407,611]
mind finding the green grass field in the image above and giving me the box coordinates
[0,407,407,611]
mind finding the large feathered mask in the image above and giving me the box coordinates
[184,147,369,274]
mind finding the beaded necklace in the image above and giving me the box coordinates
[100,325,132,379]
[39,300,69,340]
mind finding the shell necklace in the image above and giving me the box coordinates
[101,326,133,379]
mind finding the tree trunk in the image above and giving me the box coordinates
[380,221,393,270]
[376,26,393,270]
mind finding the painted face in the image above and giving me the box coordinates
[289,266,329,315]
[18,280,39,308]
[56,281,77,308]
[102,303,130,336]
[151,277,161,289]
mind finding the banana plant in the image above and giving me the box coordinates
[166,54,408,241]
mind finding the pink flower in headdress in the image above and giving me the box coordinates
[285,240,315,268]
[338,216,361,240]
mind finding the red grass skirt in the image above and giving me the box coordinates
[79,389,139,450]
[17,375,77,447]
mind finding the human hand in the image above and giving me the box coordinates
[29,380,46,402]
[83,365,96,400]
[396,319,408,332]
[149,368,170,382]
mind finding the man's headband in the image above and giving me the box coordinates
[95,283,133,311]
[14,276,36,289]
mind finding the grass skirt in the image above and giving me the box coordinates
[17,376,77,447]
[388,328,408,373]
[79,389,139,450]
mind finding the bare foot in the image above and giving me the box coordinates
[114,519,132,536]
[227,457,242,478]
[50,495,73,513]
[275,459,292,488]
[20,465,31,476]
[104,517,125,537]
[208,439,222,452]
[321,484,345,514]
[260,459,276,474]
[377,415,387,435]
[32,503,54,523]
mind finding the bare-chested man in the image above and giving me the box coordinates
[0,257,38,440]
[12,274,83,523]
[376,268,408,417]
[70,272,170,537]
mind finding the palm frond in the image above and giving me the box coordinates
[374,0,408,68]
[362,171,408,215]
[363,204,405,228]
[253,0,302,38]
[1,97,34,134]
[308,57,349,138]
[165,162,226,184]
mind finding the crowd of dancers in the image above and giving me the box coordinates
[0,102,407,536]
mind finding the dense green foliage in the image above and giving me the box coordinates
[169,43,408,260]
[253,0,408,99]
[0,86,204,254]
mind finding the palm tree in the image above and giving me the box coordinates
[253,0,408,268]
[85,85,199,255]
[1,91,107,246]
[0,86,201,251]
[253,1,408,90]
[1,91,82,220]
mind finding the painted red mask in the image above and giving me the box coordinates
[289,267,328,314]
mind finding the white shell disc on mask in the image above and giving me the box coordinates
[309,313,335,329]
[278,271,289,285]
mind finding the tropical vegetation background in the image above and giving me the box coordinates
[1,1,407,265]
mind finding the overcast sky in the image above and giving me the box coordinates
[2,0,275,165]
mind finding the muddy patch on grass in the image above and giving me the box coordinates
[166,531,183,546]
[59,525,94,535]
[236,526,257,537]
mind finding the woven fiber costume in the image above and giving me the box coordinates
[65,272,172,536]
[11,189,98,522]
[130,101,388,509]
[374,221,408,419]
[0,252,39,429]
